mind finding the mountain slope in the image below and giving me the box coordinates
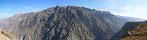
[110,21,147,40]
[0,6,128,40]
[121,21,147,40]
[109,22,141,40]
[0,29,17,40]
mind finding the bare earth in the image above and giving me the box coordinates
[121,22,147,40]
[0,29,17,40]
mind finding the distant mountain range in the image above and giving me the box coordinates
[0,6,145,40]
[116,15,146,22]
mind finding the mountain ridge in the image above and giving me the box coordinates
[0,6,128,40]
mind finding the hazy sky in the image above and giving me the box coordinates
[0,0,147,19]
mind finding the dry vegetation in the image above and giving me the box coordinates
[121,22,147,40]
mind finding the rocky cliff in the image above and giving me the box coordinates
[0,6,128,40]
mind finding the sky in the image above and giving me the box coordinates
[0,0,147,19]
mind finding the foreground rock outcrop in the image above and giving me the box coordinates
[110,21,147,40]
[0,6,128,40]
[121,21,147,40]
[0,29,17,40]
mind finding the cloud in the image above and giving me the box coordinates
[0,14,6,15]
[103,0,147,20]
[117,6,147,20]
[0,14,8,19]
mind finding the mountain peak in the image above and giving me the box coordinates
[0,6,128,40]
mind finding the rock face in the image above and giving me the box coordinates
[0,6,128,40]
